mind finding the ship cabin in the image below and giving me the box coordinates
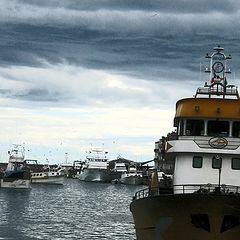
[165,46,240,193]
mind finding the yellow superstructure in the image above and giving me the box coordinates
[175,98,240,119]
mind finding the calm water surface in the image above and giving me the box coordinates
[0,179,145,240]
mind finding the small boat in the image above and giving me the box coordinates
[31,162,64,185]
[130,46,240,240]
[0,144,31,189]
[111,162,128,184]
[68,160,85,179]
[120,165,143,185]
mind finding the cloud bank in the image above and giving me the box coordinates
[0,0,239,161]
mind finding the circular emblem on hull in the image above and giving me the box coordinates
[209,137,228,149]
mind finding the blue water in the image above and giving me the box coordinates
[0,179,145,240]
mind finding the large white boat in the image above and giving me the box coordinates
[79,148,119,182]
[30,162,64,185]
[130,46,240,239]
[0,145,31,189]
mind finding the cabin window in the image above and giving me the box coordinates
[208,121,229,137]
[232,158,240,170]
[186,120,204,136]
[232,122,240,138]
[179,120,184,135]
[212,156,222,169]
[193,156,203,168]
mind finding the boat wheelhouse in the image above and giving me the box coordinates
[130,46,240,240]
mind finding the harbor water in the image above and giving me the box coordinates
[0,179,144,240]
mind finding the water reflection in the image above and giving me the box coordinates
[0,189,31,239]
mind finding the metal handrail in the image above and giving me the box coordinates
[196,87,238,95]
[133,184,240,201]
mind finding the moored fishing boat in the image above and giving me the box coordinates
[130,46,240,239]
[30,161,64,185]
[79,148,119,182]
[120,165,143,185]
[66,160,85,179]
[0,144,31,189]
[111,162,127,184]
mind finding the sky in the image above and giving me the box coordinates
[0,0,240,164]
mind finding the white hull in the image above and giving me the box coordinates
[79,168,119,182]
[31,176,64,185]
[1,179,31,189]
[31,167,65,185]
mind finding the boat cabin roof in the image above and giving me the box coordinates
[175,98,240,120]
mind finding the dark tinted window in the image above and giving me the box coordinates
[233,122,240,138]
[186,120,204,136]
[208,121,229,137]
[193,156,203,168]
[232,158,240,170]
[179,120,184,136]
[212,156,222,169]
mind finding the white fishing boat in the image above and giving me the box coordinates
[79,148,119,182]
[0,144,31,189]
[120,165,143,185]
[69,160,85,179]
[31,162,64,185]
[130,46,240,240]
[111,162,127,184]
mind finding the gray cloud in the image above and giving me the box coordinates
[15,0,240,13]
[14,89,63,102]
[0,0,239,105]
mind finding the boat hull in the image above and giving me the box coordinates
[31,176,64,185]
[1,179,31,189]
[79,168,120,183]
[120,175,143,185]
[1,169,31,189]
[130,193,240,240]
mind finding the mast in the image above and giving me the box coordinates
[195,46,239,99]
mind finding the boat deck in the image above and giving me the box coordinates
[133,184,240,201]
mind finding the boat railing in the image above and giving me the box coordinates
[133,184,240,201]
[195,86,239,98]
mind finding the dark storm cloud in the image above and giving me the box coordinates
[0,84,66,102]
[16,0,239,13]
[0,0,240,104]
